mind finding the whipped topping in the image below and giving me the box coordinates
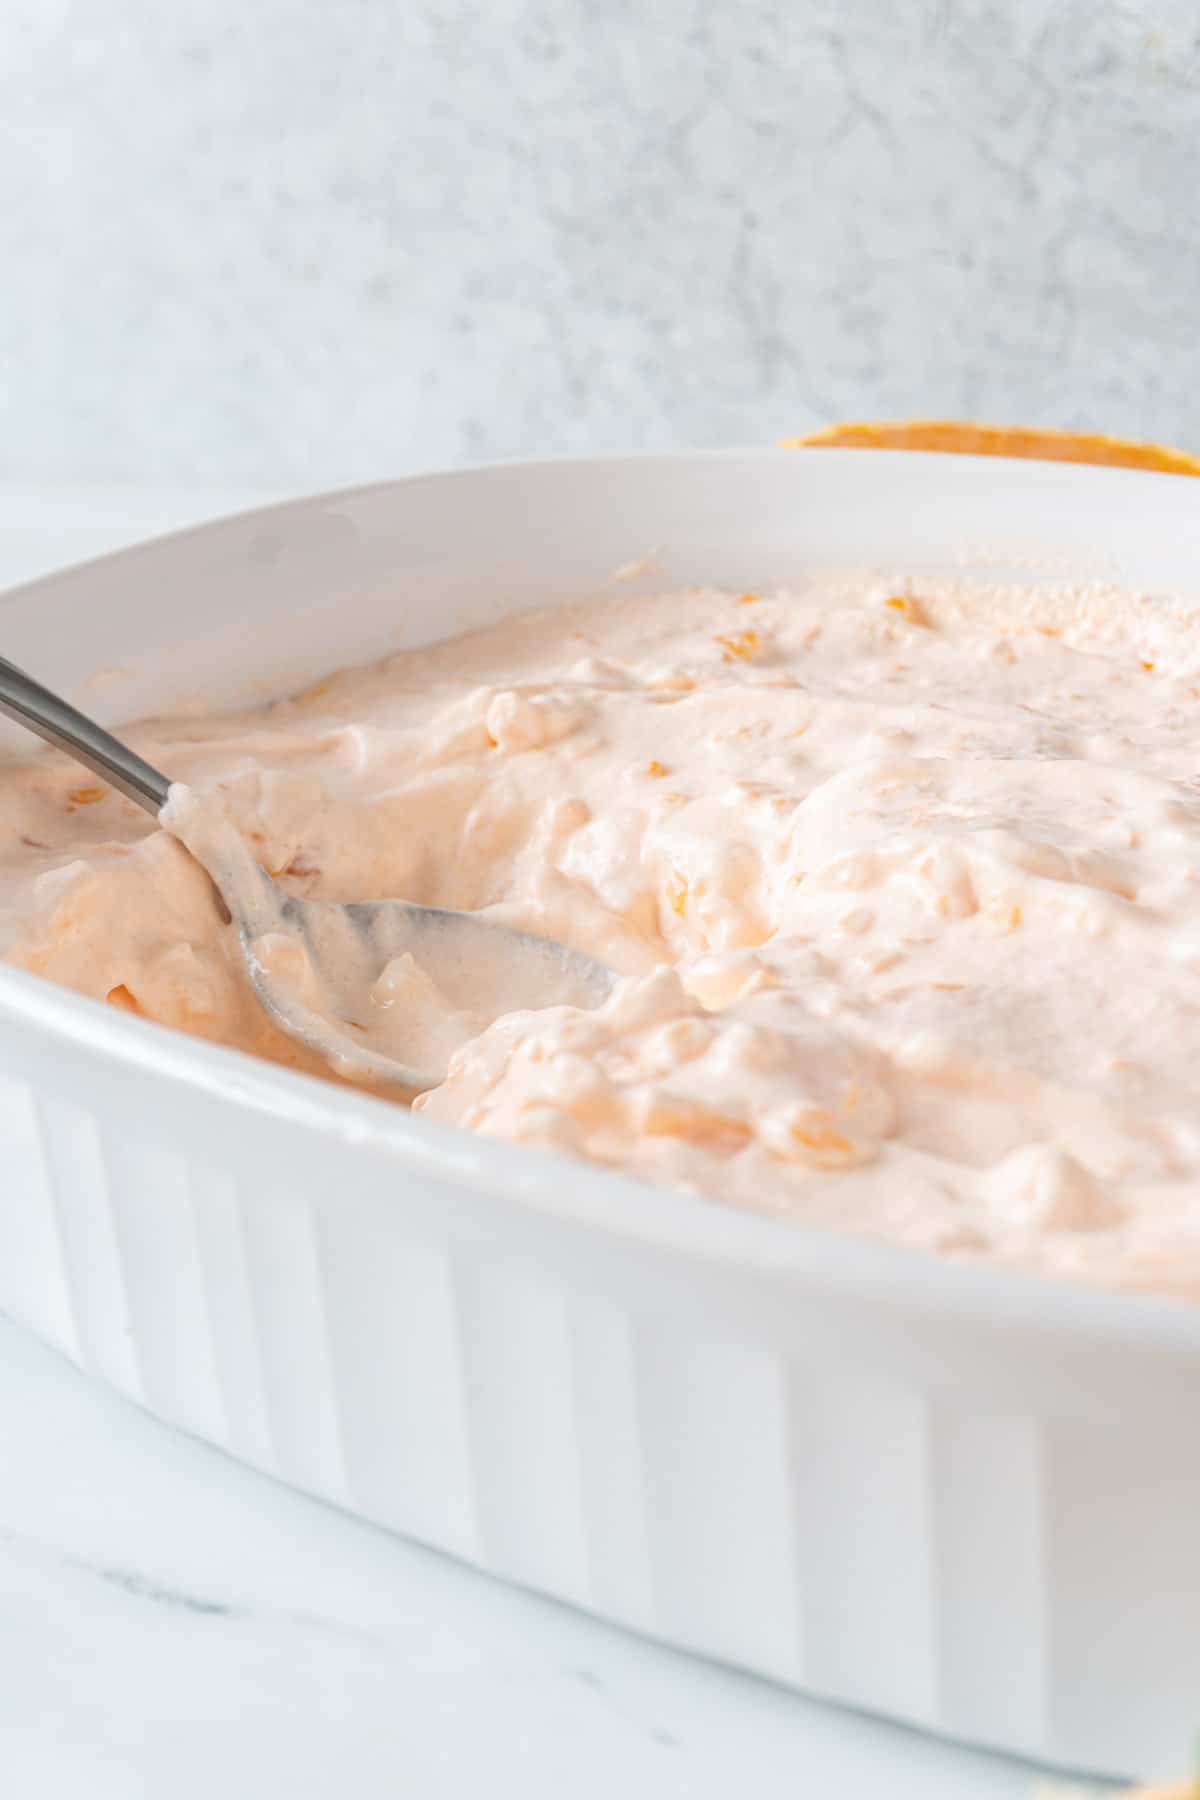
[4,571,1200,1297]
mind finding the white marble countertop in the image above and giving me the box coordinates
[6,3,1200,493]
[0,489,1118,1799]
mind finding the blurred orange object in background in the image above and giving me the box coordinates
[786,418,1200,477]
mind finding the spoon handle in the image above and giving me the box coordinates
[0,654,171,816]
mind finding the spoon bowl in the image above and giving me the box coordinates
[240,887,616,1094]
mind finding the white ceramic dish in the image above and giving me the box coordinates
[1,450,1198,1782]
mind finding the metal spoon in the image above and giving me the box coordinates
[0,654,615,1094]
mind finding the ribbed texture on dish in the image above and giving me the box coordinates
[1,1058,1195,1781]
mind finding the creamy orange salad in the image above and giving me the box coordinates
[3,571,1200,1297]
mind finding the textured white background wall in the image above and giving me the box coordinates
[3,0,1199,489]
